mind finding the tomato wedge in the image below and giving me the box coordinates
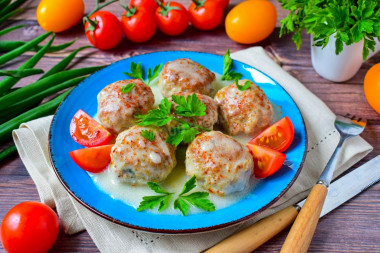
[247,144,286,178]
[249,116,294,152]
[70,109,113,147]
[69,145,113,173]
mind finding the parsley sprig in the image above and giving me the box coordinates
[236,80,251,91]
[137,176,215,216]
[136,94,210,146]
[124,61,163,85]
[121,83,134,93]
[279,0,380,60]
[220,49,251,91]
[141,129,155,141]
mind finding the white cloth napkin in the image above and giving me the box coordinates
[12,47,372,253]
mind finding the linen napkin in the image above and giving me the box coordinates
[13,47,372,253]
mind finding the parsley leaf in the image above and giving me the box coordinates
[235,80,251,91]
[136,97,172,127]
[174,198,189,216]
[124,62,144,82]
[221,49,243,81]
[137,182,172,212]
[172,93,206,117]
[179,175,197,195]
[141,129,155,141]
[147,63,163,85]
[121,83,134,93]
[166,123,200,146]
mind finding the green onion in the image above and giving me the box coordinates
[0,68,44,78]
[0,65,105,106]
[0,89,72,143]
[0,24,24,37]
[0,8,22,25]
[0,38,77,53]
[0,0,12,11]
[0,145,17,162]
[39,46,91,79]
[0,31,52,66]
[0,34,55,95]
[0,0,27,17]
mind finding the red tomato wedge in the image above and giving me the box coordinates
[247,144,286,178]
[70,109,113,147]
[249,116,294,152]
[69,145,113,173]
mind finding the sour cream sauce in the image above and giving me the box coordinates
[90,73,281,215]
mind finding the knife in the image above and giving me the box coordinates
[205,155,380,253]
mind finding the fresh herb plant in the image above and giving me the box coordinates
[121,83,134,93]
[279,0,380,60]
[135,94,210,146]
[140,129,155,141]
[137,176,215,215]
[124,61,163,85]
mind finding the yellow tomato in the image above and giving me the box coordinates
[37,0,84,33]
[364,63,380,114]
[225,0,277,44]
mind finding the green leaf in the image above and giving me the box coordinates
[172,93,206,117]
[158,97,172,115]
[121,83,134,93]
[141,129,155,141]
[136,98,172,127]
[147,63,163,85]
[158,195,171,212]
[182,192,215,212]
[166,123,200,146]
[137,195,168,211]
[174,197,189,216]
[221,49,244,81]
[235,80,250,91]
[124,61,145,83]
[147,182,170,194]
[179,175,197,195]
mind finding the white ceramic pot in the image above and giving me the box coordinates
[311,35,380,82]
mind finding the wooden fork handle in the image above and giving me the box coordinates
[205,206,299,253]
[281,184,328,253]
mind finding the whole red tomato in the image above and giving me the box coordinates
[210,0,229,10]
[0,201,59,253]
[189,0,223,30]
[155,1,189,36]
[121,6,157,42]
[130,0,161,13]
[84,11,123,50]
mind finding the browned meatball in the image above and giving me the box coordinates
[97,79,154,134]
[158,58,215,97]
[214,80,273,136]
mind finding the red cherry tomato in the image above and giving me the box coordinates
[189,0,223,31]
[210,0,229,10]
[69,144,113,173]
[248,116,294,152]
[155,1,189,36]
[247,144,286,178]
[84,11,123,50]
[121,6,157,42]
[1,201,59,253]
[70,109,114,147]
[130,0,161,13]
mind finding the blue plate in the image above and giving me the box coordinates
[49,51,307,233]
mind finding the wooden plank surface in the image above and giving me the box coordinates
[1,0,379,252]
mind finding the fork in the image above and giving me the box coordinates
[280,114,367,253]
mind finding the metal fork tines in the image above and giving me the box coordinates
[319,114,367,187]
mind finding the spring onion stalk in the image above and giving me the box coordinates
[0,24,24,37]
[0,145,17,162]
[0,38,77,53]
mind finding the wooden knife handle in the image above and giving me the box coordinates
[205,206,299,253]
[281,184,328,253]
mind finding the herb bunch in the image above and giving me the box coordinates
[124,61,163,85]
[137,176,215,216]
[136,93,210,146]
[279,0,380,60]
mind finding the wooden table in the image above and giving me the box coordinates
[1,0,379,252]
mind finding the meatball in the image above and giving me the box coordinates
[167,92,218,131]
[158,58,215,98]
[110,126,177,185]
[214,80,273,136]
[97,79,154,134]
[186,131,253,196]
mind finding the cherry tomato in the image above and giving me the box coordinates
[210,0,229,10]
[225,0,277,44]
[249,116,294,152]
[84,11,123,50]
[364,63,380,114]
[156,2,189,36]
[69,144,113,173]
[37,0,84,33]
[121,6,157,43]
[247,144,286,178]
[130,0,161,13]
[189,0,223,31]
[1,201,59,253]
[70,109,114,147]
